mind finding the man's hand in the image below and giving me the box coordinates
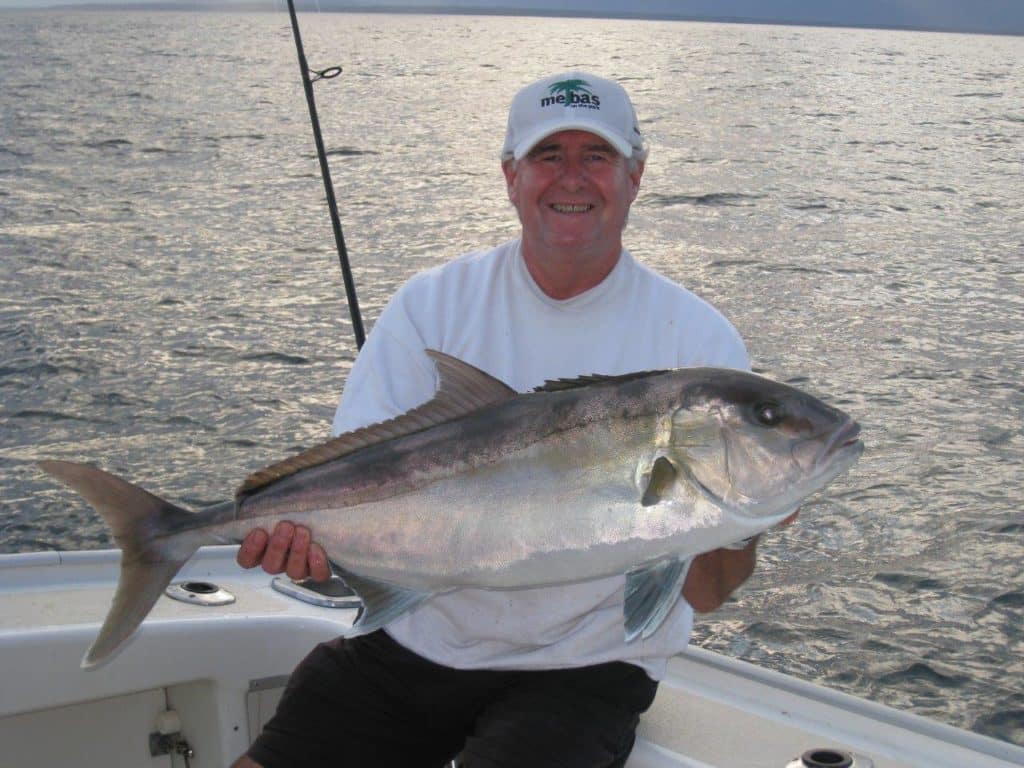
[236,521,331,582]
[682,509,800,613]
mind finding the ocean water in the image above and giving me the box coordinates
[1,9,1022,747]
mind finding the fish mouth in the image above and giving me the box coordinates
[818,418,863,468]
[730,418,864,524]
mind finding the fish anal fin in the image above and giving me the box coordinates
[333,568,431,636]
[641,456,678,507]
[237,350,517,497]
[624,557,690,642]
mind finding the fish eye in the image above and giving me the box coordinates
[754,401,784,427]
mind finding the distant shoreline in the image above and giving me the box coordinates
[2,3,1023,38]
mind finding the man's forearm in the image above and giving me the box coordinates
[682,537,759,613]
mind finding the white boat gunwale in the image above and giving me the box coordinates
[1,545,1022,768]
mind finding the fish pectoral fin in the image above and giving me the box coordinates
[640,456,678,507]
[623,557,691,642]
[333,567,431,637]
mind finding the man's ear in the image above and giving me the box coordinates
[628,159,645,202]
[502,159,518,205]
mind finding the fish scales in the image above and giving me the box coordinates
[39,351,863,666]
[234,373,659,519]
[218,382,669,588]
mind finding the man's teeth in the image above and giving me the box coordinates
[551,204,592,213]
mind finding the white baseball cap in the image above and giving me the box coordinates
[501,72,645,161]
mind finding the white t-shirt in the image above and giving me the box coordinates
[332,239,749,679]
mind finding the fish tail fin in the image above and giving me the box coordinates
[39,460,215,668]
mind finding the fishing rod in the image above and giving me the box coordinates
[284,0,366,349]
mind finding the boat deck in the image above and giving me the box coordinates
[1,546,1021,768]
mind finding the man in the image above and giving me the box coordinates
[234,71,776,768]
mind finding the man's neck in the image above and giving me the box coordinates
[520,238,623,300]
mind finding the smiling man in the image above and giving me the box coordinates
[233,72,773,768]
[506,129,643,299]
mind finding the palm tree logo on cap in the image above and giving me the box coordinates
[545,79,594,108]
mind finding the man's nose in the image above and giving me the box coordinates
[559,156,587,188]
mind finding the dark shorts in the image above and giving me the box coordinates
[248,630,659,768]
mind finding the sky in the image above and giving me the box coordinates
[1,0,1023,36]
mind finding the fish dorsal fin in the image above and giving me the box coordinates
[534,369,670,393]
[236,350,517,497]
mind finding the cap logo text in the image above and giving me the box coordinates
[541,79,601,109]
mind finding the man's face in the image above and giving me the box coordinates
[502,130,644,259]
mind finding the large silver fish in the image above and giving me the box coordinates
[41,351,863,667]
